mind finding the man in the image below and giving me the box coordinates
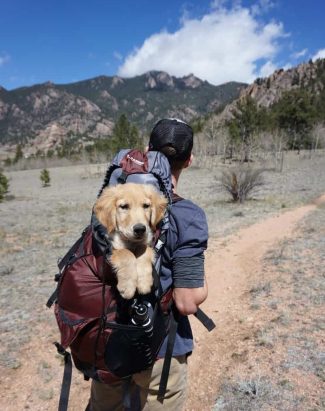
[88,118,208,410]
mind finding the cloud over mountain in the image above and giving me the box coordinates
[118,3,285,85]
[313,48,325,61]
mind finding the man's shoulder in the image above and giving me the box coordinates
[166,196,208,255]
[170,196,208,233]
[171,196,205,216]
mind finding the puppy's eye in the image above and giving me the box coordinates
[119,204,129,210]
[143,203,150,209]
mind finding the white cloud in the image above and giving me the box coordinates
[210,0,228,10]
[312,48,325,61]
[291,48,307,59]
[259,60,277,77]
[118,4,286,85]
[0,53,10,67]
[251,0,275,16]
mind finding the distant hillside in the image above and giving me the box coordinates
[198,58,324,127]
[241,58,325,108]
[200,58,325,157]
[0,71,246,152]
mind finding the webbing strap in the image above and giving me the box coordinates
[46,289,58,308]
[58,227,87,271]
[157,310,178,402]
[122,378,132,410]
[194,308,216,332]
[117,171,128,184]
[54,342,72,411]
[47,227,89,309]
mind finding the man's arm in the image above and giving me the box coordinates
[169,202,209,316]
[173,278,208,315]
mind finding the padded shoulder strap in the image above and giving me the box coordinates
[171,192,184,203]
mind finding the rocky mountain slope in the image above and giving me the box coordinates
[0,71,246,150]
[242,59,324,107]
[215,58,325,123]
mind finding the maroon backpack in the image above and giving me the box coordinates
[47,149,215,411]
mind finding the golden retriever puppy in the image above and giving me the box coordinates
[94,183,168,299]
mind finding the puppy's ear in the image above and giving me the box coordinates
[94,186,118,233]
[148,188,168,229]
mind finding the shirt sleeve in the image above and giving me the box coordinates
[169,201,208,288]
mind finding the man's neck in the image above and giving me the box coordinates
[171,169,182,193]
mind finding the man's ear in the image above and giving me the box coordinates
[183,153,193,169]
[94,187,117,233]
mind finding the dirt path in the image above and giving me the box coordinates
[185,194,325,411]
[1,195,324,411]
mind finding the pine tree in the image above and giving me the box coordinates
[272,89,317,151]
[227,97,262,162]
[0,171,9,202]
[14,144,23,163]
[40,169,51,187]
[110,114,143,152]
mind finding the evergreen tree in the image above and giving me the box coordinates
[0,171,9,202]
[227,97,263,161]
[40,169,51,187]
[14,144,23,163]
[110,114,143,152]
[272,89,317,151]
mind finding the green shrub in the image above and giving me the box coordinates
[0,171,9,202]
[40,169,51,187]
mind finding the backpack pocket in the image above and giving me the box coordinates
[104,304,170,377]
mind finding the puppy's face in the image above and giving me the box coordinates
[94,183,168,244]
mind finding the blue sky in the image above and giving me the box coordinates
[0,0,325,90]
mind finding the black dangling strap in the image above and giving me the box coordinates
[46,288,58,308]
[194,308,216,332]
[157,309,178,402]
[122,378,132,410]
[54,342,72,411]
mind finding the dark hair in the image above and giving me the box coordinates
[149,118,193,163]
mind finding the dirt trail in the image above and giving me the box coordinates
[1,195,324,411]
[185,194,325,411]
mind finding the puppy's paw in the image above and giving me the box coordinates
[110,249,138,300]
[117,281,137,300]
[136,247,154,295]
[137,277,153,295]
[136,263,153,295]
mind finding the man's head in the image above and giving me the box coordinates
[149,118,193,171]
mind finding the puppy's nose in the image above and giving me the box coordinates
[133,224,146,236]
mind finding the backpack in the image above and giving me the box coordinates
[47,149,215,411]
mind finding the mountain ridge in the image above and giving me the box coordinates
[0,71,246,153]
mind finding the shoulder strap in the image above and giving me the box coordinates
[171,192,184,203]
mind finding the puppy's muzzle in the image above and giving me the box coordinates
[133,224,147,238]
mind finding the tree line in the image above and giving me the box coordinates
[200,84,325,166]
